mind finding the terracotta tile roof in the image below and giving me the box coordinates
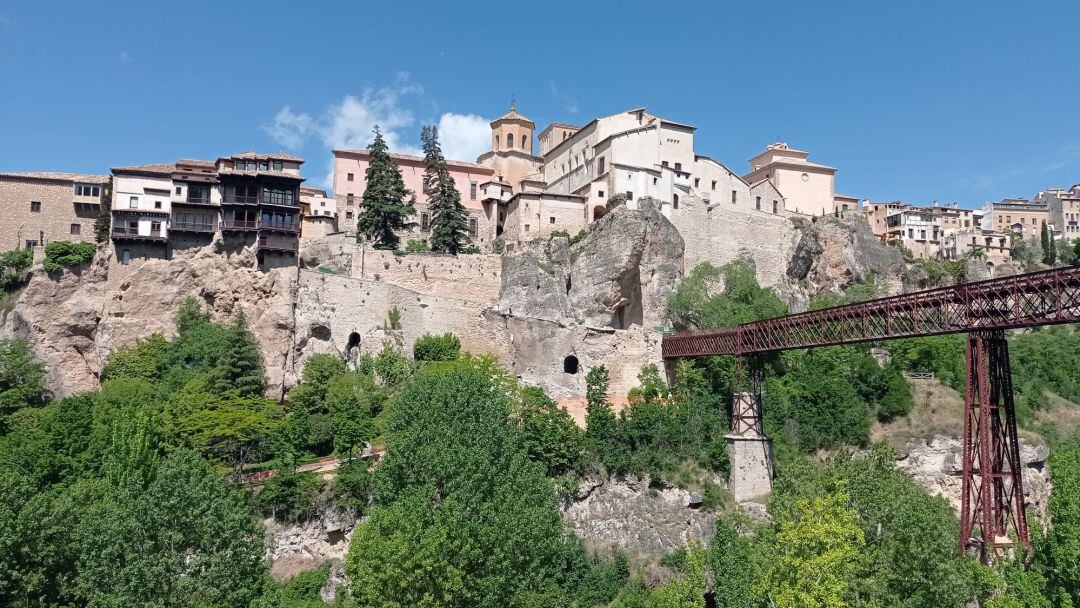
[218,169,304,181]
[492,106,534,125]
[176,158,216,167]
[0,171,110,183]
[110,163,176,175]
[333,149,494,172]
[300,185,328,197]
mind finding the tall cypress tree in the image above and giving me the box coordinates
[422,125,470,254]
[357,126,416,250]
[1041,220,1052,264]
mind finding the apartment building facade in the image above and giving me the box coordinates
[980,198,1049,240]
[332,148,497,247]
[110,151,304,265]
[0,172,109,251]
[1034,185,1080,238]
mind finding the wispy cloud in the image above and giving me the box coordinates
[263,75,492,188]
[549,81,579,115]
[959,143,1080,193]
[119,51,134,64]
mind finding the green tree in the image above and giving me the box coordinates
[668,261,787,331]
[513,386,585,476]
[346,363,582,607]
[649,541,707,608]
[762,492,865,608]
[0,249,33,293]
[94,188,112,244]
[357,126,416,250]
[326,371,379,461]
[1041,221,1052,265]
[42,241,95,272]
[179,395,281,474]
[707,516,756,607]
[422,125,470,254]
[0,340,45,418]
[584,365,622,472]
[1038,438,1080,605]
[413,332,461,362]
[211,312,266,397]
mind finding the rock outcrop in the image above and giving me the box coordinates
[895,434,1052,526]
[561,478,718,562]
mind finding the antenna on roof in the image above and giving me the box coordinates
[511,94,516,111]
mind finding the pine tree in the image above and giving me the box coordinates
[421,125,470,254]
[212,312,266,397]
[357,126,416,250]
[1041,220,1052,264]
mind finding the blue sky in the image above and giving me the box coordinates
[1,0,1078,208]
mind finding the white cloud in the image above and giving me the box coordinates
[264,106,315,149]
[437,113,491,162]
[119,51,134,64]
[263,77,494,187]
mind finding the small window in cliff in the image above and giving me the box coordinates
[563,355,579,374]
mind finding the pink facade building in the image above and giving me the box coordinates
[332,149,496,248]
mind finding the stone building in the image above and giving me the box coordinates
[980,198,1049,240]
[1034,185,1080,238]
[331,149,497,249]
[299,185,338,240]
[110,152,304,266]
[885,206,940,259]
[742,142,855,216]
[0,171,110,251]
[942,229,1012,268]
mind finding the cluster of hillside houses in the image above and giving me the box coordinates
[2,105,1077,270]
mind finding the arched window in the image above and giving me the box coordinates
[495,136,500,150]
[673,193,680,209]
[507,133,515,149]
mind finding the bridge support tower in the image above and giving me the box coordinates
[726,357,773,502]
[961,330,1030,564]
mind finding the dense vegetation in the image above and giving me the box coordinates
[42,241,95,273]
[1,258,1079,606]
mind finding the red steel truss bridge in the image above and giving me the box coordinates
[662,264,1080,563]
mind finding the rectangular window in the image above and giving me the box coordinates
[273,161,283,171]
[711,180,717,190]
[661,161,669,167]
[346,211,353,220]
[151,220,161,232]
[26,240,37,249]
[346,194,354,205]
[469,218,478,237]
[674,162,682,172]
[524,224,530,232]
[626,191,633,200]
[598,190,605,198]
[129,196,139,209]
[652,177,657,185]
[756,196,761,211]
[694,178,700,188]
[74,184,100,197]
[122,249,131,265]
[597,157,605,175]
[772,200,778,214]
[470,182,477,200]
[347,172,354,182]
[259,162,269,171]
[30,201,41,212]
[549,216,556,224]
[154,201,162,209]
[175,186,182,195]
[421,212,430,232]
[731,190,737,204]
[70,223,80,235]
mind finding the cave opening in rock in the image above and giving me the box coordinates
[563,355,579,374]
[346,332,361,352]
[611,265,644,329]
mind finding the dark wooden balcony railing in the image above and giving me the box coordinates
[111,226,165,241]
[258,234,299,252]
[175,197,215,206]
[171,221,216,233]
[220,219,259,231]
[259,220,299,233]
[223,195,259,205]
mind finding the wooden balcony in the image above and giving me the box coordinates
[222,195,260,205]
[171,220,216,233]
[173,197,217,207]
[220,219,259,231]
[258,234,299,253]
[111,226,166,242]
[259,220,300,233]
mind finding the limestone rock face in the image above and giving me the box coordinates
[566,199,683,330]
[2,241,298,398]
[561,478,718,562]
[790,214,906,301]
[496,199,683,331]
[894,434,1052,526]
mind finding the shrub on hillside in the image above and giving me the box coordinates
[0,249,33,292]
[413,332,461,362]
[256,471,323,521]
[42,241,95,272]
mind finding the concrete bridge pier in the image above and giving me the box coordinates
[726,391,773,503]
